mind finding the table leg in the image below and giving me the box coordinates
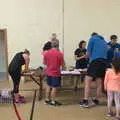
[38,76,43,100]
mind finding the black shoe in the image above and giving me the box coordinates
[44,100,51,105]
[92,99,99,105]
[79,99,89,108]
[50,100,62,106]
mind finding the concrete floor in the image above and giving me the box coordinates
[0,79,114,120]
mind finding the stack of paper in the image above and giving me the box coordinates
[61,70,80,75]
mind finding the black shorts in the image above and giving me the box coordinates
[46,76,61,88]
[87,58,107,79]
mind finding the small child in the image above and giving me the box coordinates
[104,56,120,120]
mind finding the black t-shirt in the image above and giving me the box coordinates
[74,48,88,69]
[8,52,25,72]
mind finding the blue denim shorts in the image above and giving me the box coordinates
[47,76,61,87]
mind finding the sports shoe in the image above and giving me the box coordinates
[92,99,99,105]
[79,99,89,108]
[107,112,115,117]
[115,116,120,120]
[44,100,51,105]
[49,100,62,106]
[14,99,25,104]
[18,94,24,99]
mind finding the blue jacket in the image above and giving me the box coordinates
[107,42,120,62]
[87,35,108,62]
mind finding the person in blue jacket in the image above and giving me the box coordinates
[79,32,108,108]
[107,35,120,63]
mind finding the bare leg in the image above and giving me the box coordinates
[84,75,92,100]
[45,84,51,100]
[81,74,85,83]
[114,92,120,117]
[14,93,19,101]
[107,91,114,113]
[51,87,57,101]
[96,78,102,100]
[13,83,20,101]
[43,76,48,90]
[50,87,62,105]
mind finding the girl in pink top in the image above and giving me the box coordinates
[104,56,120,120]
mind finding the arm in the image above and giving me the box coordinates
[104,70,109,90]
[74,48,88,60]
[75,52,90,60]
[80,52,90,59]
[74,55,87,60]
[61,53,66,70]
[86,37,94,57]
[74,55,80,60]
[62,60,66,70]
[23,54,30,71]
[43,54,47,65]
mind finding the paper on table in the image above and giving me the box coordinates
[75,68,87,72]
[61,70,70,74]
[61,70,80,75]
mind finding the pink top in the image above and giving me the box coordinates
[104,69,120,92]
[44,48,64,77]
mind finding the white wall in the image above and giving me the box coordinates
[0,0,62,68]
[0,0,120,67]
[64,0,120,66]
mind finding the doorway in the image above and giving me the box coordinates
[0,29,8,80]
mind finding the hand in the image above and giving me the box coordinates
[79,55,86,59]
[62,66,66,70]
[21,69,30,73]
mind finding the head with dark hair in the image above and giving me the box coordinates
[110,35,118,40]
[43,41,52,51]
[23,49,30,55]
[112,56,120,74]
[110,35,118,45]
[79,40,86,49]
[91,32,98,36]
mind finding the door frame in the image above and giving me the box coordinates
[0,29,8,80]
